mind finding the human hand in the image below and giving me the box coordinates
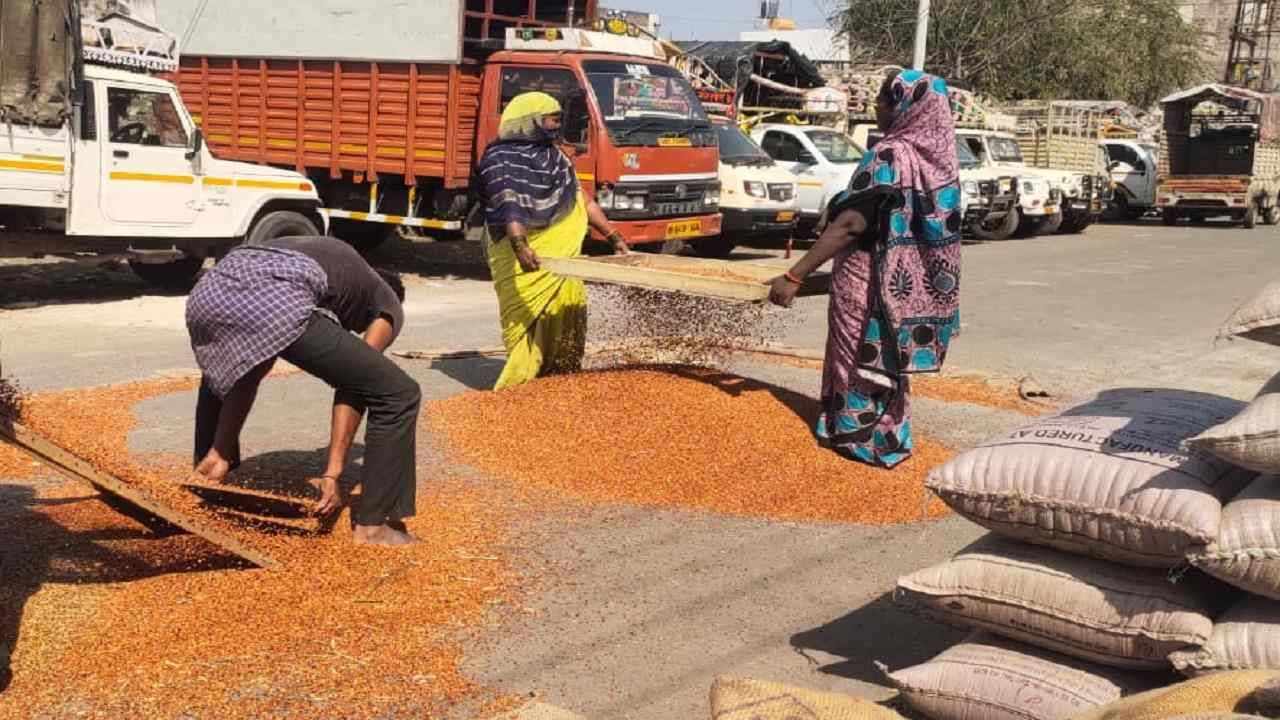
[311,474,342,517]
[767,275,801,308]
[513,239,541,272]
[607,230,630,255]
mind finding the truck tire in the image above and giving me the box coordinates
[1266,206,1280,226]
[690,235,737,258]
[247,210,322,246]
[1162,209,1180,226]
[970,208,1018,241]
[329,218,391,253]
[1244,203,1259,229]
[129,256,204,290]
[1041,211,1063,234]
[1059,213,1092,234]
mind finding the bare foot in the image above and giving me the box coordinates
[190,452,231,484]
[352,523,420,547]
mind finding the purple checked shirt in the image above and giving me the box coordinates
[185,246,328,398]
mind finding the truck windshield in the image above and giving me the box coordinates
[988,136,1024,163]
[582,60,711,146]
[957,141,980,169]
[716,123,770,164]
[804,129,863,163]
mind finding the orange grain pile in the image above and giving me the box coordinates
[0,377,518,719]
[912,374,1050,416]
[428,366,952,525]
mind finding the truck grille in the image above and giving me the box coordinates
[768,183,794,201]
[611,181,717,220]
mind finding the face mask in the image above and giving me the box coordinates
[540,122,563,143]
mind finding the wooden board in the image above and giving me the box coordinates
[0,417,279,569]
[542,254,829,302]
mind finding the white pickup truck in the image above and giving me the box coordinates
[707,119,797,257]
[957,129,1060,237]
[1,2,323,287]
[750,123,865,236]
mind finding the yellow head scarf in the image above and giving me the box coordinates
[499,91,563,141]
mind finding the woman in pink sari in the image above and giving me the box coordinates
[769,70,962,467]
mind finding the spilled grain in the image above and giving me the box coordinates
[428,366,952,525]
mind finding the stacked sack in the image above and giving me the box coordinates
[1170,284,1280,677]
[883,386,1257,720]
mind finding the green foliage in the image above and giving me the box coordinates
[837,0,1208,106]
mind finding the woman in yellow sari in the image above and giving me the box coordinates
[478,91,629,390]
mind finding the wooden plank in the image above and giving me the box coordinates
[541,254,828,302]
[0,417,278,569]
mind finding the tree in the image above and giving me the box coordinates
[836,0,1208,107]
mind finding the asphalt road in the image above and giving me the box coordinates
[3,218,1280,718]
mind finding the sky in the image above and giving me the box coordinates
[633,0,837,42]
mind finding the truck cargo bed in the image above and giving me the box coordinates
[173,58,482,187]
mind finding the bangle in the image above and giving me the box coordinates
[783,270,804,285]
[506,234,528,247]
[607,230,626,245]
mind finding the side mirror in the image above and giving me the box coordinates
[797,150,817,165]
[186,127,204,161]
[1107,160,1121,171]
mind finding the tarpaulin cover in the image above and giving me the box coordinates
[0,0,74,125]
[675,39,825,95]
[1162,83,1280,143]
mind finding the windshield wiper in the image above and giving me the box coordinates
[615,119,695,141]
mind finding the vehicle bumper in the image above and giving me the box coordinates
[721,207,799,235]
[1158,194,1248,210]
[611,213,724,245]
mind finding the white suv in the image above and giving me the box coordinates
[705,119,798,256]
[750,124,865,236]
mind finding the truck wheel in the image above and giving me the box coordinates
[1266,206,1280,226]
[129,257,204,290]
[690,235,737,258]
[1244,203,1259,229]
[1059,214,1092,234]
[247,210,323,246]
[1162,209,1179,226]
[970,209,1018,241]
[328,218,390,253]
[1041,211,1064,235]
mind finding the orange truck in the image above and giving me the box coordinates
[158,0,722,251]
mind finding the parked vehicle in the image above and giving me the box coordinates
[162,0,721,252]
[957,129,1060,238]
[1157,84,1280,228]
[707,119,797,256]
[851,122,1019,240]
[1101,139,1160,220]
[0,0,323,287]
[1012,103,1112,233]
[749,123,864,235]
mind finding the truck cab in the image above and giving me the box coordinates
[708,118,797,256]
[478,30,722,249]
[749,123,864,235]
[1101,140,1159,220]
[0,6,324,286]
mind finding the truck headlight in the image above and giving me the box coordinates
[743,181,766,198]
[1022,180,1036,194]
[998,178,1014,194]
[704,185,720,206]
[962,181,979,196]
[597,186,614,209]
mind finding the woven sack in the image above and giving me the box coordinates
[883,633,1151,720]
[1170,597,1280,677]
[896,535,1220,669]
[1218,278,1280,346]
[1189,475,1280,599]
[1186,372,1280,474]
[709,677,904,720]
[926,389,1253,567]
[1069,670,1280,720]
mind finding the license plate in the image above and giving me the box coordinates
[665,220,702,239]
[658,137,692,147]
[656,201,703,215]
[1044,205,1057,214]
[776,211,795,221]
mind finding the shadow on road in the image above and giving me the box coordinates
[429,357,506,391]
[0,483,243,694]
[790,592,965,684]
[0,258,177,310]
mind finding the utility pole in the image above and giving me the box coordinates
[912,0,930,70]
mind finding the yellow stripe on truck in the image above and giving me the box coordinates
[109,171,194,184]
[236,179,313,191]
[202,177,233,187]
[0,158,65,174]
